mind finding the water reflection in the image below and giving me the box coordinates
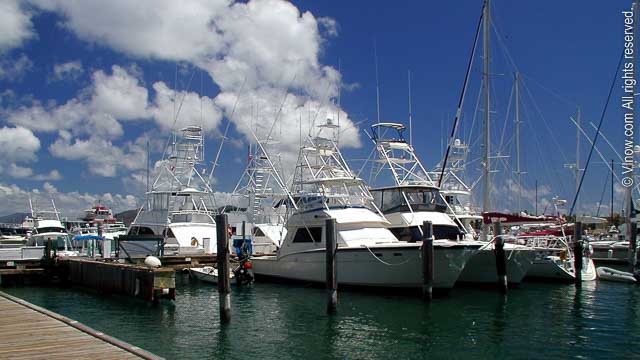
[5,279,640,359]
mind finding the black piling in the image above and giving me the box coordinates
[422,221,434,301]
[216,214,231,323]
[493,222,507,294]
[630,222,638,273]
[574,222,583,286]
[326,218,338,314]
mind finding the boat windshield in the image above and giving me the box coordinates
[372,187,446,214]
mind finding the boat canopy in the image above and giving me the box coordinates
[483,212,560,225]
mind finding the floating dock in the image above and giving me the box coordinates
[60,258,176,303]
[0,291,162,359]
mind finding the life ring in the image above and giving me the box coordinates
[191,237,200,246]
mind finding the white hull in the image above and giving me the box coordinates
[190,266,233,284]
[526,255,597,282]
[252,243,478,289]
[457,246,536,284]
[596,267,637,283]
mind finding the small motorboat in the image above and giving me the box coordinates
[189,266,234,284]
[596,267,637,283]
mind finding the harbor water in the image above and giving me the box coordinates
[5,275,640,359]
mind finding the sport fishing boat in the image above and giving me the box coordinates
[0,198,79,260]
[367,122,534,285]
[252,120,478,289]
[72,204,127,241]
[228,139,289,255]
[126,125,218,255]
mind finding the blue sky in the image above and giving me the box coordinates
[0,0,633,216]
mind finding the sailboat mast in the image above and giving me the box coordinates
[515,72,521,211]
[481,0,491,241]
[408,69,413,147]
[627,0,639,271]
[575,106,581,214]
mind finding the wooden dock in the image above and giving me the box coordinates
[0,291,162,359]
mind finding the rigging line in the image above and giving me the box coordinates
[497,81,515,156]
[588,122,623,162]
[520,77,570,165]
[437,0,484,187]
[209,76,247,182]
[520,73,577,107]
[265,64,300,144]
[569,50,624,216]
[596,171,609,217]
[161,67,198,161]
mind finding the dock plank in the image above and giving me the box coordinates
[0,291,162,360]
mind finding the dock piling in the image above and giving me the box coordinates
[216,214,231,323]
[493,222,508,294]
[574,222,583,286]
[326,218,338,314]
[422,221,434,301]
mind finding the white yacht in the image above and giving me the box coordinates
[72,204,127,241]
[252,120,478,289]
[367,122,534,285]
[0,198,79,260]
[126,126,218,255]
[228,140,289,255]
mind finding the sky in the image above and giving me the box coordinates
[0,0,634,218]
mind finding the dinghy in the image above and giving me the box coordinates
[596,267,637,283]
[189,266,234,284]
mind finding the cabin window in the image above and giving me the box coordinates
[130,226,155,235]
[253,228,265,237]
[292,227,322,243]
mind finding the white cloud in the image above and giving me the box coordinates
[5,164,62,181]
[30,0,228,61]
[29,0,358,172]
[0,126,40,163]
[0,0,35,52]
[149,81,222,132]
[0,181,139,217]
[49,131,148,177]
[51,60,83,81]
[6,65,145,138]
[0,53,33,81]
[91,65,148,120]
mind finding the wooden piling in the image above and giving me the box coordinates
[493,222,507,294]
[326,218,338,314]
[574,222,583,286]
[422,221,434,301]
[630,222,638,273]
[216,214,231,323]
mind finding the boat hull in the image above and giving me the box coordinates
[252,243,478,289]
[457,246,536,284]
[525,255,597,282]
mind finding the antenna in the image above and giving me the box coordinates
[146,138,150,193]
[408,69,413,147]
[374,39,381,124]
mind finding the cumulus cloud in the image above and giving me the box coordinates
[5,164,62,181]
[0,181,139,217]
[0,53,33,81]
[28,0,358,175]
[0,0,35,52]
[49,130,149,177]
[51,60,83,81]
[0,126,40,162]
[6,65,146,138]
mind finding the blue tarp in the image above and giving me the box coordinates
[72,234,104,241]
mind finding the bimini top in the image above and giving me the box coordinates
[371,122,406,130]
[369,183,439,192]
[370,122,408,143]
